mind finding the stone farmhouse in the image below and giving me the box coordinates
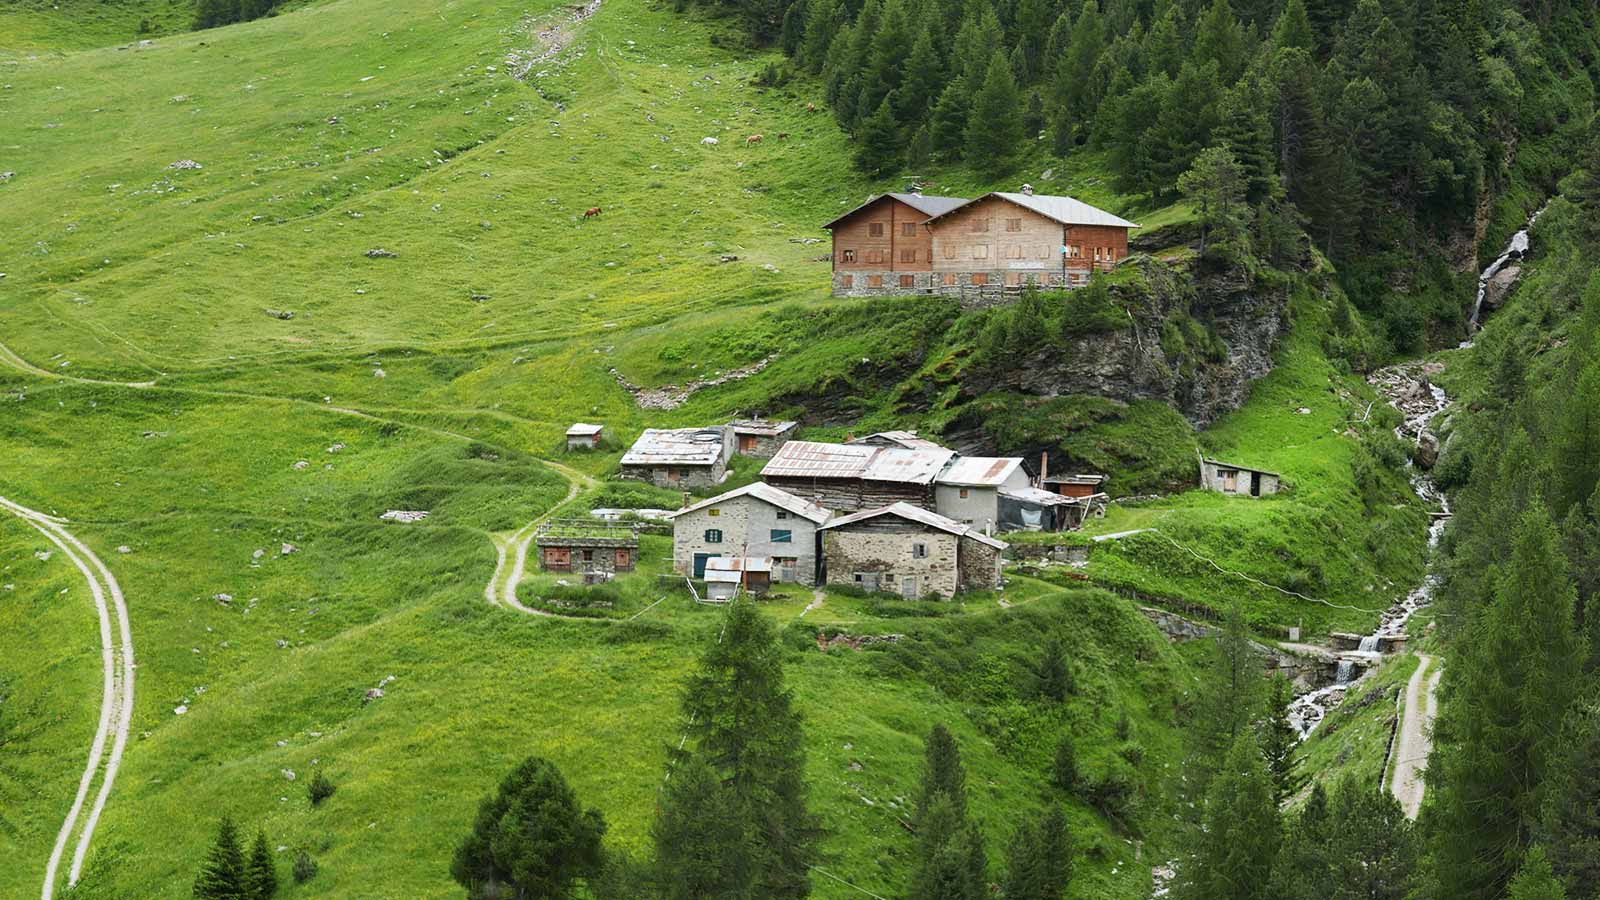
[619,427,733,488]
[729,419,800,457]
[1199,458,1281,497]
[823,190,1138,301]
[666,482,832,584]
[820,502,1007,597]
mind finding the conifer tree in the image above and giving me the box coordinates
[930,78,970,160]
[653,600,819,899]
[1508,848,1569,900]
[1573,119,1600,247]
[1051,734,1078,792]
[855,97,903,174]
[451,756,607,900]
[1552,358,1600,518]
[896,25,944,125]
[1148,61,1223,194]
[1191,0,1248,83]
[917,724,968,825]
[194,816,248,900]
[965,51,1024,173]
[1002,806,1072,900]
[1036,637,1071,702]
[1537,692,1600,895]
[1429,504,1585,900]
[245,829,277,900]
[799,0,840,73]
[1184,734,1280,900]
[1048,0,1105,152]
[1270,778,1416,900]
[1191,604,1263,785]
[1104,74,1171,197]
[652,755,749,900]
[1259,675,1305,808]
[1215,83,1278,204]
[906,794,987,900]
[1272,0,1315,51]
[1143,6,1185,77]
[1178,145,1249,257]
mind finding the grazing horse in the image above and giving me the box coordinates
[776,132,789,140]
[583,206,602,218]
[746,134,763,145]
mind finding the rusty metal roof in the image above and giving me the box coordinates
[937,457,1025,488]
[820,502,1008,550]
[863,447,956,484]
[620,427,726,467]
[705,556,774,573]
[761,440,954,486]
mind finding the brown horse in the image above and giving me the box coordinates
[583,206,602,218]
[746,134,763,145]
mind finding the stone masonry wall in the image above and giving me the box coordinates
[823,529,960,598]
[956,537,1003,591]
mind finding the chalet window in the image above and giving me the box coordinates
[1006,272,1021,286]
[581,549,595,562]
[1220,470,1238,492]
[1006,245,1023,259]
[970,245,988,259]
[900,248,917,262]
[1037,244,1050,259]
[867,275,883,287]
[776,510,789,519]
[902,222,917,236]
[899,274,915,288]
[943,273,957,286]
[666,467,681,482]
[971,273,988,285]
[913,543,928,558]
[959,488,969,499]
[840,274,853,288]
[842,249,856,263]
[869,222,884,236]
[770,529,793,543]
[943,244,957,259]
[1006,218,1022,232]
[705,528,723,543]
[738,435,757,452]
[969,218,988,233]
[866,249,884,264]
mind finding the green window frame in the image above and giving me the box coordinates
[705,528,723,543]
[770,529,792,543]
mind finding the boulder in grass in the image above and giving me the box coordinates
[364,248,397,258]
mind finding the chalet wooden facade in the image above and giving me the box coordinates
[824,191,1138,304]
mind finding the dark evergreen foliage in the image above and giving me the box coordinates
[194,816,248,900]
[245,829,277,900]
[450,756,607,900]
[1002,806,1073,900]
[1269,778,1416,900]
[916,723,968,825]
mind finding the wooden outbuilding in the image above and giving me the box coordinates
[1041,473,1108,498]
[762,440,955,512]
[703,556,773,601]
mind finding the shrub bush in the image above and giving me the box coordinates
[308,770,335,807]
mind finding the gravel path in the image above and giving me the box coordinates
[1389,652,1441,818]
[484,461,598,617]
[0,497,135,900]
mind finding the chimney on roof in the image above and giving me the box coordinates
[1021,183,1034,195]
[1040,451,1049,487]
[681,491,692,510]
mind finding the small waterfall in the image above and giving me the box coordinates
[1358,635,1380,653]
[1466,203,1549,333]
[1335,659,1354,685]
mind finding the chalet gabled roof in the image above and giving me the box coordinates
[566,422,604,436]
[821,193,970,230]
[923,192,1140,230]
[937,456,1026,488]
[762,440,955,486]
[846,430,950,451]
[666,482,833,524]
[1203,458,1281,478]
[820,502,1009,549]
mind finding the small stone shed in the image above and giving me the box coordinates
[728,419,799,457]
[619,427,732,488]
[1199,458,1281,497]
[666,482,832,584]
[534,520,640,581]
[566,423,604,451]
[820,502,1007,598]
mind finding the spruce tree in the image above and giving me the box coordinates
[965,51,1024,174]
[194,816,248,900]
[1184,734,1280,900]
[245,829,276,900]
[654,600,819,899]
[652,755,750,900]
[451,756,607,900]
[906,794,987,900]
[930,78,969,160]
[1573,119,1600,247]
[799,0,839,73]
[1002,806,1072,900]
[1148,61,1223,195]
[855,97,902,175]
[1259,675,1305,807]
[1552,358,1600,518]
[1178,146,1249,257]
[1429,504,1585,900]
[1051,734,1078,792]
[1048,0,1104,151]
[1271,0,1314,51]
[1537,692,1600,895]
[1508,847,1569,900]
[1192,604,1264,785]
[1036,636,1071,702]
[896,25,944,125]
[917,724,968,825]
[1269,778,1416,900]
[1191,0,1248,83]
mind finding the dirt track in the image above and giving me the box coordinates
[1389,652,1441,818]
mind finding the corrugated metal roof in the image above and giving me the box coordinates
[846,430,949,451]
[862,447,956,485]
[1042,473,1106,485]
[821,193,970,230]
[938,457,1024,488]
[821,502,1008,549]
[1000,486,1083,507]
[666,482,833,524]
[762,440,876,479]
[705,556,774,573]
[566,422,603,436]
[620,428,726,467]
[728,419,798,437]
[924,192,1139,230]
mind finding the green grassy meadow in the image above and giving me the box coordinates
[0,0,1443,895]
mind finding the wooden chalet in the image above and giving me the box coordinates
[761,440,955,513]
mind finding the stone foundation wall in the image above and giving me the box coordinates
[823,530,960,598]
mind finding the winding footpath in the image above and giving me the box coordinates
[1390,652,1442,818]
[483,460,597,616]
[0,497,135,900]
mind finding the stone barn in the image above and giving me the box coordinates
[619,427,732,488]
[534,521,640,582]
[728,419,799,457]
[666,482,832,584]
[1199,458,1281,497]
[820,502,1006,598]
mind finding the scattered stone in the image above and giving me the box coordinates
[364,248,397,258]
[1296,407,1312,415]
[0,171,15,182]
[276,639,289,649]
[380,510,428,523]
[276,739,288,747]
[252,549,265,561]
[363,687,384,704]
[718,254,738,263]
[35,550,52,561]
[168,159,203,170]
[174,705,188,715]
[373,368,386,378]
[292,460,309,470]
[264,308,295,320]
[327,442,345,453]
[282,769,297,781]
[281,543,298,555]
[215,593,233,604]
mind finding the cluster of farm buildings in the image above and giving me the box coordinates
[553,420,1279,601]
